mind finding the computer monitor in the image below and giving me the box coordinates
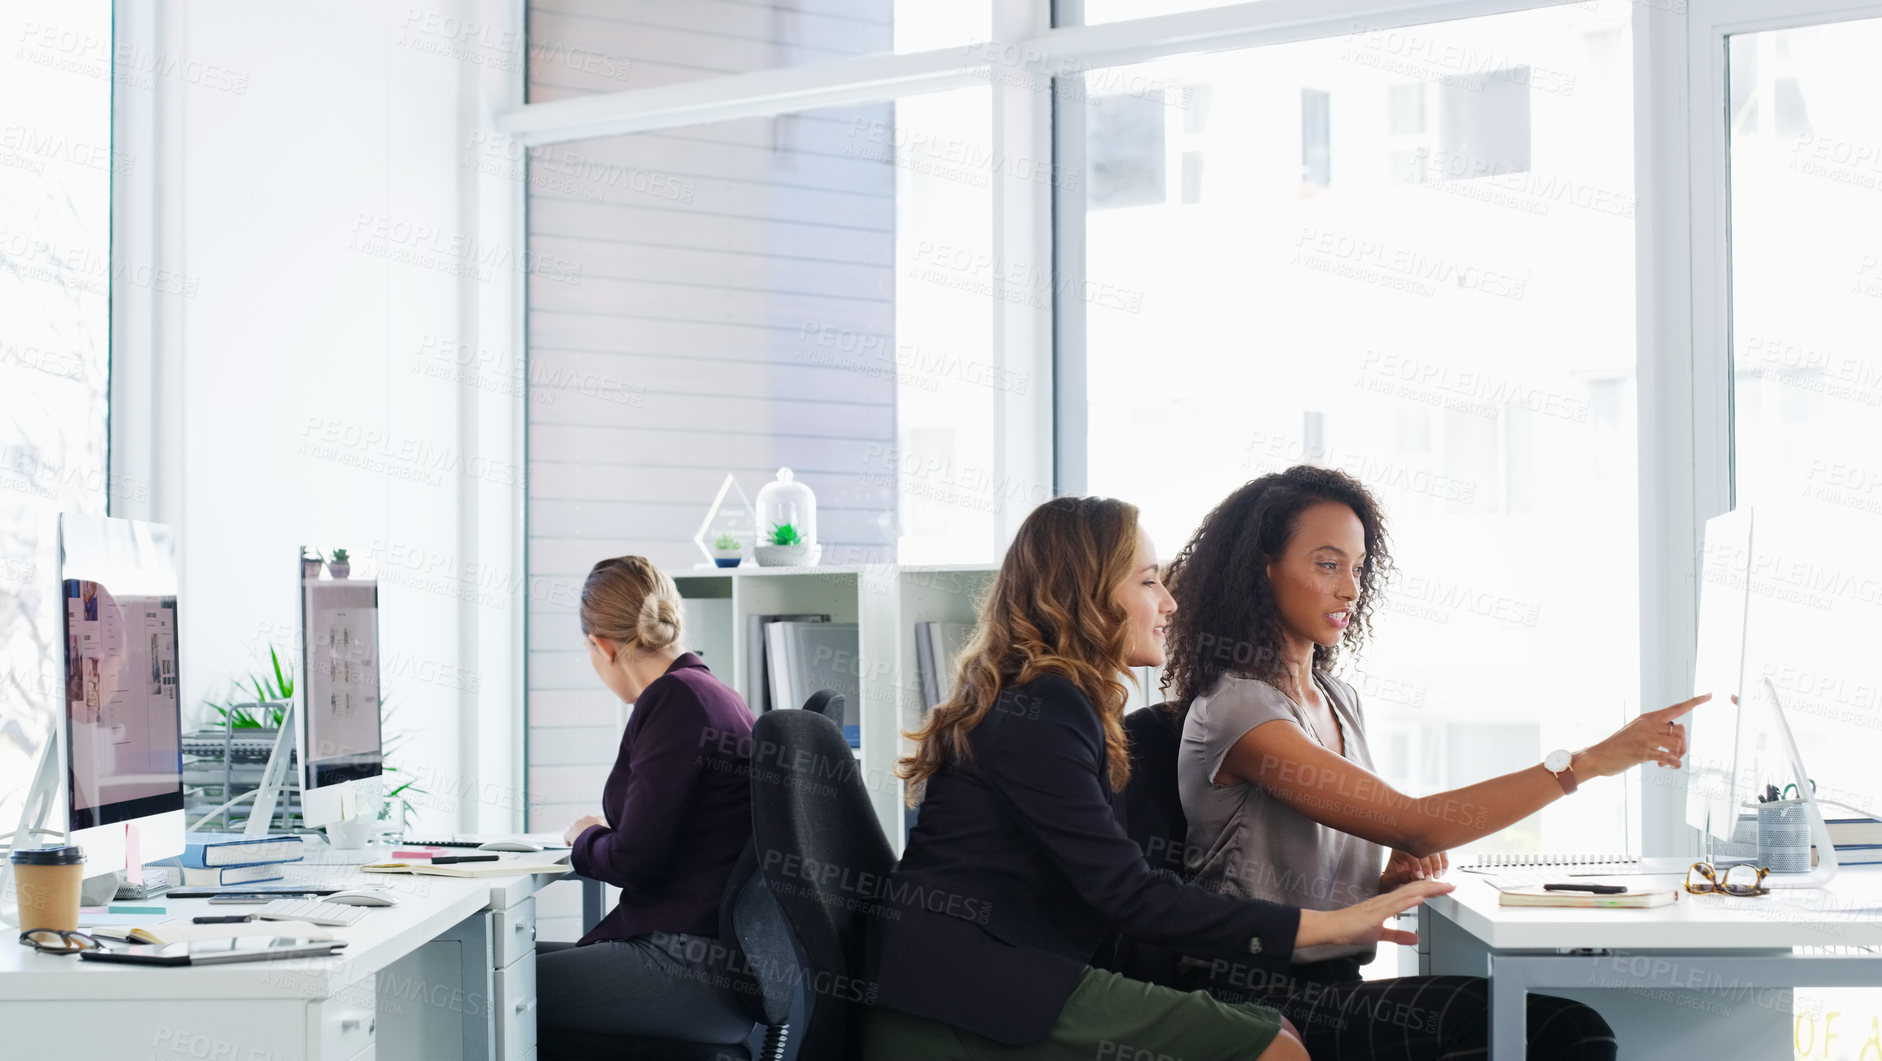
[57,514,186,875]
[299,566,382,828]
[1685,508,1754,846]
[1683,507,1838,886]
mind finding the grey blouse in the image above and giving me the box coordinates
[1178,669,1385,966]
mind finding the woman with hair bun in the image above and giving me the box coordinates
[536,556,757,1049]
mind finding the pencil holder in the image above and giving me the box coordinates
[1757,799,1811,874]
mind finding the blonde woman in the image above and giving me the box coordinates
[538,557,756,1049]
[861,496,1450,1061]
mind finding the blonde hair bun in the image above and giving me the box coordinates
[580,556,684,652]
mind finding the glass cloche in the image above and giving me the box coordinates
[754,467,820,566]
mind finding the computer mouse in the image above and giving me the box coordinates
[477,840,544,853]
[326,890,400,907]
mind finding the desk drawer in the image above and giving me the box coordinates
[313,975,378,1061]
[496,950,538,1061]
[494,895,537,968]
[3,1000,305,1061]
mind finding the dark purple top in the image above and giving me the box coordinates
[572,653,754,945]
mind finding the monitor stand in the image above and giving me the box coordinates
[0,732,63,927]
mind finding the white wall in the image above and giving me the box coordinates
[111,1,525,835]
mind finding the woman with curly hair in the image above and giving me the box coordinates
[1160,465,1710,1060]
[861,494,1454,1061]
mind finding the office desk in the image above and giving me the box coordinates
[1421,867,1882,1060]
[0,858,567,1061]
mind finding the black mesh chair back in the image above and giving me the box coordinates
[1098,703,1192,988]
[720,844,797,1059]
[748,701,895,1061]
[1119,703,1189,874]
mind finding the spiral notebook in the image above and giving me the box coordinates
[1462,853,1689,889]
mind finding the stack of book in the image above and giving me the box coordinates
[1826,818,1882,866]
[178,832,306,886]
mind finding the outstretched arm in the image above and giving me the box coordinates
[1218,695,1708,857]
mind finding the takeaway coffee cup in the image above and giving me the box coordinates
[10,845,86,932]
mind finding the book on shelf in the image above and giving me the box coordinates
[765,621,862,746]
[1497,887,1677,909]
[914,621,975,712]
[182,832,304,867]
[745,613,830,712]
[180,862,286,887]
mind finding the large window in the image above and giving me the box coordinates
[508,0,1876,880]
[0,1,113,829]
[1074,5,1639,855]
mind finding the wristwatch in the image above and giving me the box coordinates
[1544,749,1578,795]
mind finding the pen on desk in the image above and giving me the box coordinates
[430,855,499,865]
[1543,883,1628,894]
[193,914,259,924]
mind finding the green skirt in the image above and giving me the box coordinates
[859,965,1286,1060]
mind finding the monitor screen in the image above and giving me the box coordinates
[59,518,184,832]
[301,579,382,789]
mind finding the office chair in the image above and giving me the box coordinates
[542,717,814,1061]
[1099,702,1192,988]
[748,700,895,1061]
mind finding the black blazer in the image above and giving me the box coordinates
[864,676,1301,1046]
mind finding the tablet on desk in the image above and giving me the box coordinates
[79,937,348,966]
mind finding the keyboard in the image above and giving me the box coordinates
[400,839,488,849]
[257,898,368,927]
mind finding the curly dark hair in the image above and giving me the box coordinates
[1162,465,1393,710]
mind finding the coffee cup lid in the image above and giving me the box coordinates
[9,845,85,866]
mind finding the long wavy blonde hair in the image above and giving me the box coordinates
[898,496,1140,803]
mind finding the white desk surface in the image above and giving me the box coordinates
[0,858,570,1001]
[1426,864,1882,951]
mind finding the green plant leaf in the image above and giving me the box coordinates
[269,646,294,700]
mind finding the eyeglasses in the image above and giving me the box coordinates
[1685,862,1770,897]
[18,929,104,955]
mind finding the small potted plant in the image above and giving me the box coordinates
[754,521,819,567]
[327,548,351,579]
[711,533,743,568]
[300,547,324,580]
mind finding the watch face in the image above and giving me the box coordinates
[1545,750,1571,772]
